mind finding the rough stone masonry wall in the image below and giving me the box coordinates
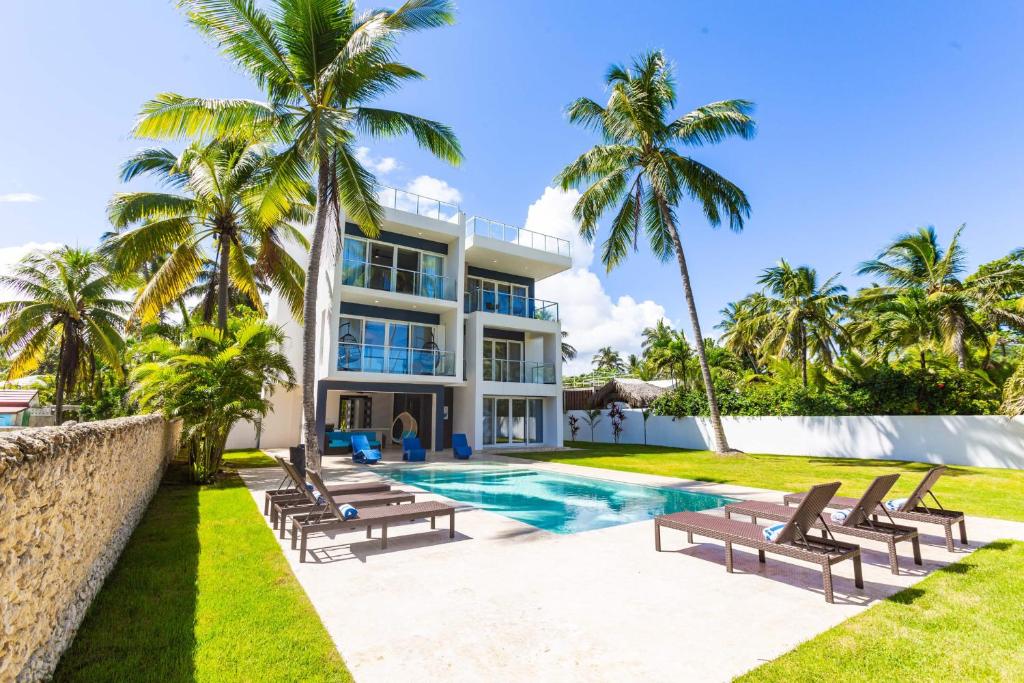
[0,415,181,682]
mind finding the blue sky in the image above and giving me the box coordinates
[2,1,1022,370]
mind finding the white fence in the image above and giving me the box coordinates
[564,409,1024,470]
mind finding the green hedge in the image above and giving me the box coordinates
[650,366,1000,417]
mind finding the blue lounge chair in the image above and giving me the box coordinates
[402,436,427,462]
[351,434,382,464]
[452,433,472,460]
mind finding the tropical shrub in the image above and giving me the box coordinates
[131,312,294,482]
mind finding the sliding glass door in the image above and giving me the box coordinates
[481,396,545,446]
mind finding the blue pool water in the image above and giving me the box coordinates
[380,465,734,534]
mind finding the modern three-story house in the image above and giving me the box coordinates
[256,185,570,454]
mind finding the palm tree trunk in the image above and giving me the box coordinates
[920,349,927,371]
[662,213,730,453]
[54,336,67,425]
[216,235,231,332]
[300,160,332,473]
[177,298,191,329]
[801,325,808,388]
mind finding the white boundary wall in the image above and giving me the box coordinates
[565,408,1024,470]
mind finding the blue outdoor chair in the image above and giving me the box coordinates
[452,433,473,460]
[351,434,382,464]
[402,436,427,462]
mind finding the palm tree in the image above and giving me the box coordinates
[556,51,755,453]
[757,260,848,387]
[133,0,462,466]
[717,293,770,373]
[646,330,695,388]
[106,137,310,331]
[132,313,294,482]
[0,247,128,423]
[853,288,941,370]
[561,330,578,363]
[857,226,984,369]
[592,346,625,373]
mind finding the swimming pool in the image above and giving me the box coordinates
[380,465,734,534]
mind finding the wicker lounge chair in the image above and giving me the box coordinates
[655,481,863,603]
[782,465,967,552]
[725,474,922,575]
[291,470,457,561]
[264,456,390,516]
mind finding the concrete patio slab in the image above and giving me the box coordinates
[240,450,1024,682]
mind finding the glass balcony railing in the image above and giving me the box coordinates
[342,258,455,301]
[376,185,461,223]
[337,343,456,376]
[464,289,559,321]
[466,216,571,258]
[483,359,556,384]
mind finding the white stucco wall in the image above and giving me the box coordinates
[564,408,1024,470]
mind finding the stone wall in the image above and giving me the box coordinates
[0,415,181,681]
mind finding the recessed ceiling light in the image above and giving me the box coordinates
[492,259,498,263]
[374,300,380,303]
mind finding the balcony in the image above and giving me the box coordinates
[483,359,556,384]
[464,216,573,280]
[342,258,455,302]
[376,185,461,223]
[464,289,559,321]
[466,217,571,257]
[337,343,456,377]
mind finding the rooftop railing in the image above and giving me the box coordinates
[376,185,461,223]
[464,289,559,321]
[465,216,571,258]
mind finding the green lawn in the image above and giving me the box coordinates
[53,464,350,682]
[737,539,1024,681]
[526,442,1024,521]
[223,447,279,469]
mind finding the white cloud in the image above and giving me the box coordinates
[354,147,399,175]
[0,193,42,203]
[0,242,62,301]
[406,175,462,205]
[527,187,671,375]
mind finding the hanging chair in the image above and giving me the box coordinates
[391,411,418,441]
[338,325,360,371]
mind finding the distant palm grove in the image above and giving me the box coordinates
[582,224,1024,418]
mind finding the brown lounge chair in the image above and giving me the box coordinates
[655,482,863,603]
[783,465,967,552]
[292,470,457,561]
[725,474,922,575]
[269,459,414,536]
[264,455,390,516]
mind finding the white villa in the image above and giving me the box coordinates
[255,186,571,453]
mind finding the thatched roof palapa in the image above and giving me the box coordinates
[588,378,667,409]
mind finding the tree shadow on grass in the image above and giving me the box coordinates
[52,464,199,682]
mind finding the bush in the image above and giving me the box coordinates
[650,366,1000,417]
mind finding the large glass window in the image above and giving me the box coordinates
[483,339,523,382]
[465,276,533,317]
[337,316,443,375]
[481,396,545,446]
[482,398,495,446]
[342,238,366,286]
[343,236,445,299]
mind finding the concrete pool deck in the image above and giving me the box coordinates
[241,450,1024,682]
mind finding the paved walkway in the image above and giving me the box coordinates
[240,451,1024,682]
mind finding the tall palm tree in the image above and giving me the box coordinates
[857,225,983,368]
[0,247,128,423]
[854,288,941,370]
[106,137,310,331]
[556,51,755,453]
[717,293,770,373]
[757,260,848,387]
[592,346,625,373]
[133,0,462,466]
